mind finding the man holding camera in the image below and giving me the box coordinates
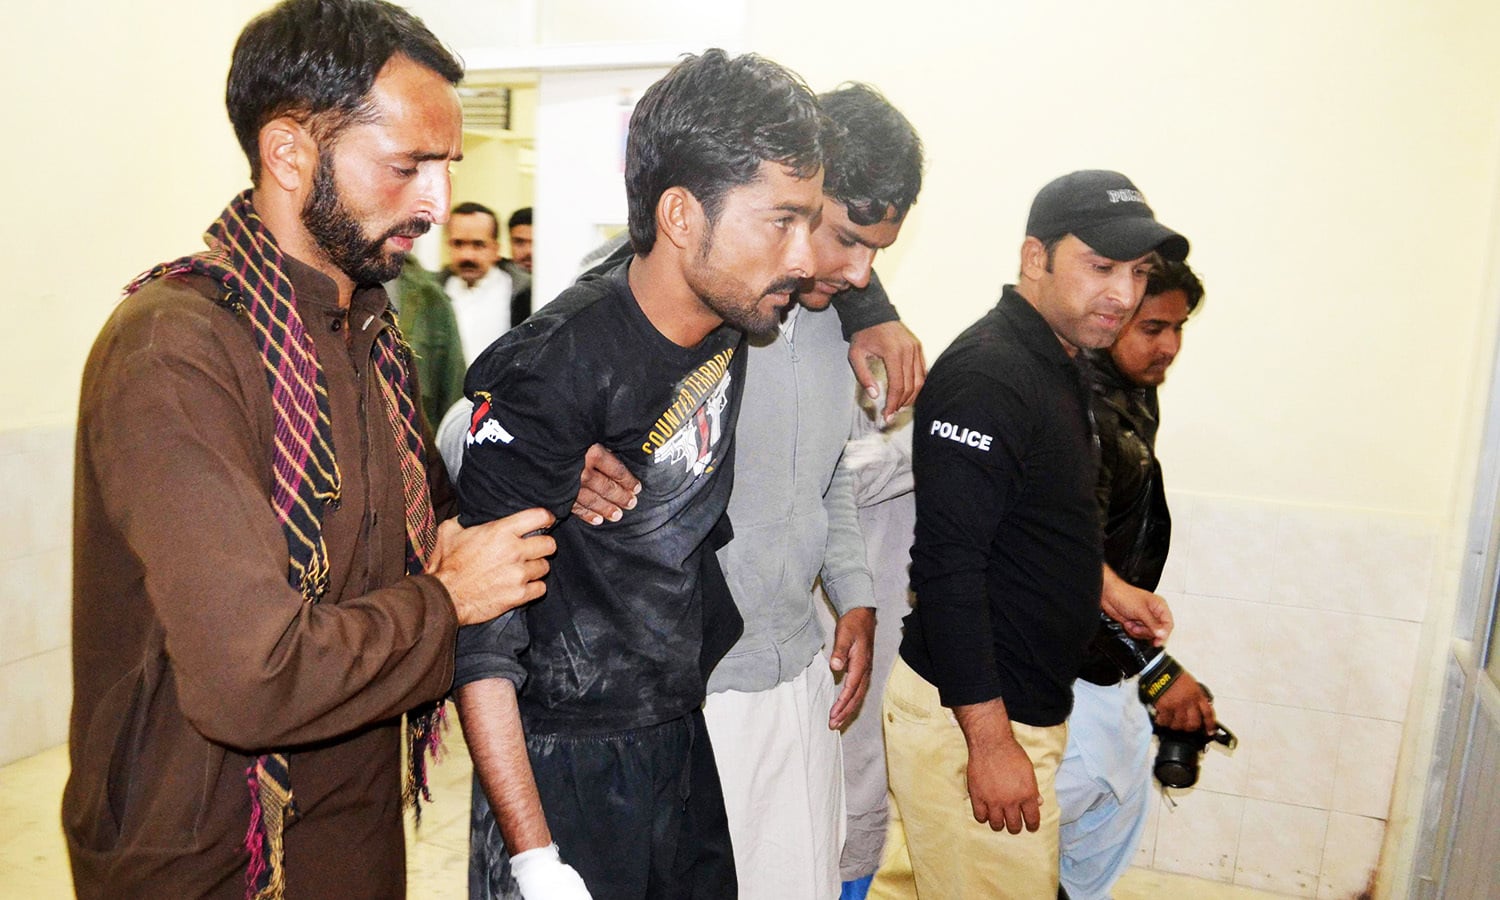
[1057,260,1216,900]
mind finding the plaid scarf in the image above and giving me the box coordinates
[125,190,444,900]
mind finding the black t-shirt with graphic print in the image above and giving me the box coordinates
[454,259,747,734]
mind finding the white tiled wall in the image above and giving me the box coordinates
[1136,491,1431,898]
[0,425,75,766]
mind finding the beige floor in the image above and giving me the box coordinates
[0,713,1296,899]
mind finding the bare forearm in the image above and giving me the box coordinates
[455,678,552,854]
[953,696,1041,833]
[953,696,1017,751]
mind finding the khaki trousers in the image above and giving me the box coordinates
[869,658,1067,900]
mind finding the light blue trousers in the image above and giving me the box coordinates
[1057,679,1153,900]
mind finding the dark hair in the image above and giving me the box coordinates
[819,83,923,226]
[451,201,499,238]
[227,0,463,181]
[1041,234,1067,272]
[625,49,823,255]
[507,207,532,231]
[1146,260,1205,314]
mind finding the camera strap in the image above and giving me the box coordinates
[1137,654,1183,705]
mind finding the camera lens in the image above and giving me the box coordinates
[1154,739,1201,789]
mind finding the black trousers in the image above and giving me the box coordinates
[469,708,737,900]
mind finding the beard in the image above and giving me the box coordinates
[302,153,430,285]
[698,274,801,337]
[687,227,800,338]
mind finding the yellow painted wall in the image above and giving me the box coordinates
[0,1,269,431]
[749,0,1500,518]
[10,0,1500,514]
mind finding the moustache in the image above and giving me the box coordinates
[764,276,802,297]
[378,218,432,245]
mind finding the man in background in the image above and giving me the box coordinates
[1059,260,1214,900]
[442,200,532,363]
[504,206,533,274]
[391,254,465,426]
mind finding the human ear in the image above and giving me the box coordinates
[258,117,316,194]
[656,186,702,253]
[1020,236,1049,280]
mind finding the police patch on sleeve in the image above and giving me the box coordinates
[928,418,994,451]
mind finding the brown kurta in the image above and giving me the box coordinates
[65,254,460,899]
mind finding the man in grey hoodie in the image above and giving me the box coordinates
[699,83,924,900]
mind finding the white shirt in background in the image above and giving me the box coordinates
[444,266,514,366]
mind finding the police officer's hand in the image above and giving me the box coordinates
[954,700,1041,835]
[965,738,1041,835]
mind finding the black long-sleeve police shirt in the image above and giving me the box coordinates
[898,286,1103,727]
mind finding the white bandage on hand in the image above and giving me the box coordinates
[510,843,593,900]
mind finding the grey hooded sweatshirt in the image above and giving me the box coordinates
[708,298,878,693]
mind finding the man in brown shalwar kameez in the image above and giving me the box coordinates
[63,2,555,897]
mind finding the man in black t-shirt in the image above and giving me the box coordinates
[872,171,1185,899]
[452,50,826,900]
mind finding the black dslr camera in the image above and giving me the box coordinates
[1137,660,1239,788]
[1089,619,1242,789]
[1152,719,1237,789]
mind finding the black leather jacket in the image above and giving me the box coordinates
[1077,350,1172,685]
